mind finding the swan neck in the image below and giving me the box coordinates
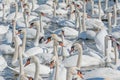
[91,0,94,15]
[66,68,72,80]
[31,0,35,11]
[12,37,19,64]
[2,4,5,21]
[18,46,24,77]
[98,0,101,20]
[113,5,117,26]
[108,13,112,34]
[53,2,56,17]
[105,0,108,10]
[39,14,43,33]
[34,24,40,46]
[22,31,26,52]
[83,2,86,31]
[113,42,119,65]
[76,44,82,69]
[33,56,40,80]
[14,2,18,19]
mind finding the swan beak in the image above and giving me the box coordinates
[41,12,45,16]
[24,58,31,67]
[71,10,75,14]
[29,23,34,28]
[66,5,70,8]
[49,60,55,69]
[46,37,51,44]
[59,41,64,47]
[62,30,65,37]
[77,71,84,79]
[69,46,74,54]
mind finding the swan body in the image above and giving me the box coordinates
[78,30,96,40]
[34,4,53,14]
[84,68,120,80]
[53,27,78,39]
[63,54,102,67]
[0,44,14,54]
[95,29,108,53]
[85,18,105,30]
[49,65,67,80]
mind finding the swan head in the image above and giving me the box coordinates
[27,77,33,80]
[70,43,82,54]
[69,67,84,79]
[46,34,64,46]
[24,8,30,15]
[11,2,17,7]
[16,29,26,35]
[24,58,31,67]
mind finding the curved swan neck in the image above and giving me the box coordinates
[12,36,19,64]
[14,2,18,20]
[98,0,101,20]
[116,0,118,8]
[91,0,94,15]
[83,2,86,31]
[66,68,72,80]
[113,4,117,26]
[113,42,119,65]
[34,23,40,46]
[22,30,26,52]
[18,46,24,77]
[76,44,83,69]
[12,20,16,40]
[39,14,43,33]
[53,2,56,17]
[2,4,5,21]
[108,13,112,34]
[32,56,40,80]
[105,0,108,10]
[31,0,35,11]
[78,13,82,34]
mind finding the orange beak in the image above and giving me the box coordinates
[59,42,64,47]
[69,46,74,54]
[77,71,84,79]
[46,37,51,44]
[49,61,55,69]
[71,10,75,14]
[41,12,45,16]
[24,58,31,67]
[16,32,20,35]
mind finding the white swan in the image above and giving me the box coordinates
[63,43,102,67]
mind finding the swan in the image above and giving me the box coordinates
[48,40,82,80]
[18,46,43,80]
[104,35,119,67]
[95,29,108,53]
[16,29,52,64]
[63,43,102,67]
[50,27,78,39]
[8,46,50,79]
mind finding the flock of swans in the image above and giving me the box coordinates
[0,0,120,80]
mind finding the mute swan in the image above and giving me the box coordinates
[63,43,102,67]
[8,46,50,79]
[49,27,78,39]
